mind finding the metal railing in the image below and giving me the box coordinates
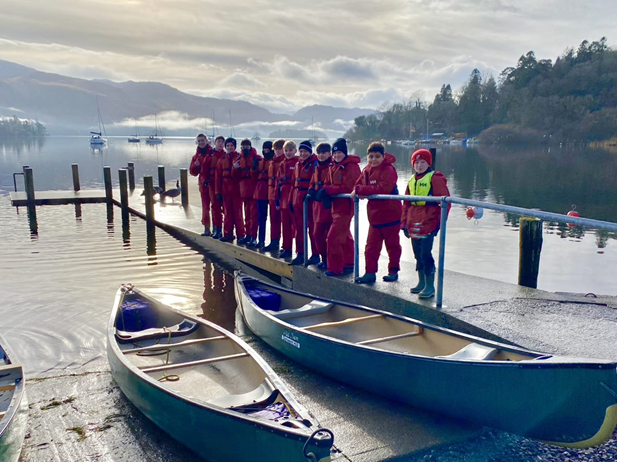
[303,193,617,308]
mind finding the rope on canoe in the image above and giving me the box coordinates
[158,328,179,382]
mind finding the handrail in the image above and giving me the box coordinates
[13,172,24,192]
[302,192,617,309]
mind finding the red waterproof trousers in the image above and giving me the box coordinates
[269,200,281,240]
[294,208,317,255]
[208,184,223,228]
[313,222,331,262]
[242,198,258,238]
[223,195,245,238]
[281,208,295,251]
[326,215,354,274]
[199,185,211,227]
[365,224,401,274]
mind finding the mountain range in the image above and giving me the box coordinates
[0,59,374,137]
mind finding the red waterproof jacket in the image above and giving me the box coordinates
[324,155,361,218]
[237,148,260,199]
[208,149,225,193]
[309,158,333,223]
[189,145,213,190]
[402,169,450,237]
[268,156,285,201]
[216,151,240,196]
[276,156,299,209]
[290,154,317,208]
[253,157,271,200]
[355,153,402,226]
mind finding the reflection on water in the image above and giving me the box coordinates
[0,200,237,375]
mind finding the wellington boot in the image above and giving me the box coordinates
[211,226,222,239]
[262,239,280,252]
[201,226,211,237]
[306,254,320,266]
[289,254,305,266]
[246,238,259,248]
[219,234,235,243]
[410,271,426,294]
[237,235,250,245]
[355,273,376,284]
[382,272,399,282]
[279,249,292,259]
[418,272,435,299]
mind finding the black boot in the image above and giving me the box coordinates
[306,254,320,266]
[263,239,280,253]
[289,253,305,265]
[410,270,426,294]
[418,272,435,298]
[219,234,235,243]
[279,249,292,259]
[246,237,258,248]
[201,226,211,237]
[237,235,250,245]
[355,273,376,284]
[211,226,222,239]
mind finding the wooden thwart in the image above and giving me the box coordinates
[357,328,424,346]
[304,314,383,331]
[123,336,228,355]
[0,384,16,392]
[140,352,250,373]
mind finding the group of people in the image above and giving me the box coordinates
[189,135,449,299]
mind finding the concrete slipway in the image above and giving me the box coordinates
[18,189,617,462]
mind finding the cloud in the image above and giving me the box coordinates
[218,72,265,89]
[113,111,210,132]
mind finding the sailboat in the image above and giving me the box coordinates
[90,97,107,145]
[128,118,140,143]
[145,113,163,144]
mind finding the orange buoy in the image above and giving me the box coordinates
[466,207,484,221]
[466,207,475,220]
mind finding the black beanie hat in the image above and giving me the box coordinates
[299,140,313,153]
[332,138,348,155]
[225,137,236,148]
[262,141,273,150]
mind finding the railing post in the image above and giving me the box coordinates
[354,195,360,281]
[144,176,155,222]
[103,166,113,201]
[180,168,189,207]
[158,165,166,192]
[72,164,80,191]
[127,162,136,191]
[23,167,35,205]
[436,197,449,308]
[303,195,309,266]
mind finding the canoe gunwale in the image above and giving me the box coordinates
[236,275,617,370]
[0,335,26,445]
[107,286,319,441]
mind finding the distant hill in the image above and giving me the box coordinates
[0,59,375,136]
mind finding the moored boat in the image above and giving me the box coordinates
[107,284,333,462]
[235,273,617,448]
[0,335,28,462]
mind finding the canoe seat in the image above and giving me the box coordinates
[437,343,497,361]
[115,319,199,344]
[272,300,334,321]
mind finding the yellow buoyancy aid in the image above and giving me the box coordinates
[408,171,434,205]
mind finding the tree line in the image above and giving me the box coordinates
[0,116,47,137]
[345,37,617,144]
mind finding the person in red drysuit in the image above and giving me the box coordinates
[401,148,450,299]
[308,142,333,269]
[249,140,273,250]
[215,137,245,242]
[351,141,402,284]
[208,135,226,239]
[318,138,361,276]
[235,139,260,246]
[289,140,319,266]
[189,133,213,236]
[261,139,285,254]
[275,140,299,259]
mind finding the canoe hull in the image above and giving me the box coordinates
[0,336,27,462]
[236,276,617,447]
[107,287,332,462]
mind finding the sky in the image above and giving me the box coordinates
[0,0,615,114]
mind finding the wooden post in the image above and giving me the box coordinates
[429,148,437,169]
[158,165,166,192]
[180,168,188,207]
[127,162,136,191]
[23,167,35,205]
[72,164,80,191]
[519,217,543,288]
[103,166,113,201]
[119,169,129,210]
[144,176,155,222]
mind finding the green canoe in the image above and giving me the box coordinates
[0,334,27,462]
[108,284,333,462]
[235,273,617,448]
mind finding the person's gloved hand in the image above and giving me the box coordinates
[203,180,209,188]
[252,158,260,170]
[402,227,411,239]
[216,194,223,202]
[275,199,280,208]
[307,189,317,199]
